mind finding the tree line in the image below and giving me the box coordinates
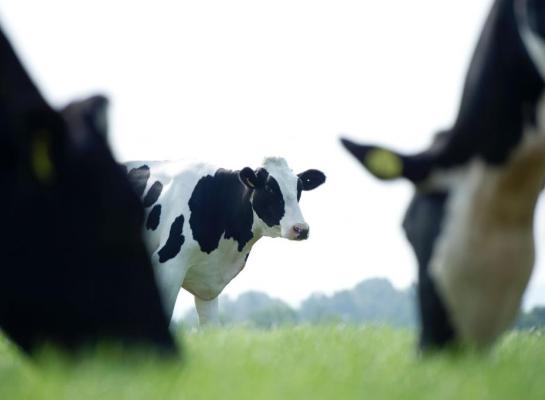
[179,278,545,330]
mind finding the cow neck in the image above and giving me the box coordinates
[486,127,545,227]
[188,168,256,254]
[247,188,274,241]
[217,170,256,250]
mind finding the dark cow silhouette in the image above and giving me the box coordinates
[0,26,177,355]
[342,0,545,350]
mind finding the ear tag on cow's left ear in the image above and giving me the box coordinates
[31,130,55,184]
[363,148,402,179]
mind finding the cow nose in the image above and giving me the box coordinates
[292,223,309,240]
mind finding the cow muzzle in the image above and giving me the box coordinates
[289,223,309,241]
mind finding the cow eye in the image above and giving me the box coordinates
[265,184,272,193]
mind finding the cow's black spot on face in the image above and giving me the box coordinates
[146,204,161,231]
[158,214,185,263]
[189,169,254,253]
[143,181,163,208]
[127,165,150,198]
[252,173,285,227]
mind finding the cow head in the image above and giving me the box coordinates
[239,157,325,240]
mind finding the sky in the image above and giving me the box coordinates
[3,0,545,319]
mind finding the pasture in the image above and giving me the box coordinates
[1,326,545,399]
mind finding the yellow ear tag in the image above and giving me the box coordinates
[364,148,403,179]
[31,131,55,184]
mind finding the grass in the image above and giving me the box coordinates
[1,326,545,399]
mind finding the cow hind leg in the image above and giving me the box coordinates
[194,296,220,327]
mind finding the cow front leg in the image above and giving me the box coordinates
[194,296,220,327]
[403,192,456,352]
[152,259,189,324]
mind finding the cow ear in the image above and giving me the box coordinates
[298,169,326,191]
[340,137,405,180]
[239,167,265,189]
[61,95,109,151]
[340,137,439,183]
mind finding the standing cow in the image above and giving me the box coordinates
[126,157,325,325]
[341,0,545,350]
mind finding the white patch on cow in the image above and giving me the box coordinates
[517,0,545,80]
[419,166,469,194]
[181,238,255,301]
[429,99,545,347]
[260,157,307,239]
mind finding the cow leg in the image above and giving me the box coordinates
[418,263,456,351]
[194,296,220,327]
[151,258,189,323]
[402,192,456,351]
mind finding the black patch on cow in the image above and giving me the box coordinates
[146,204,161,231]
[298,169,326,191]
[422,0,544,169]
[189,169,254,253]
[143,181,163,208]
[403,192,456,351]
[158,214,185,263]
[127,165,150,198]
[297,179,303,202]
[252,172,285,227]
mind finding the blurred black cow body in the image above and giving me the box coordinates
[342,0,545,351]
[0,27,177,354]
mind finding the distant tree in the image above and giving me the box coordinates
[516,307,545,330]
[180,278,421,329]
[299,278,416,327]
[181,291,298,329]
[249,304,298,329]
[180,280,545,332]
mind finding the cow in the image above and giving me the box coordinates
[0,26,177,355]
[125,157,326,326]
[341,0,545,351]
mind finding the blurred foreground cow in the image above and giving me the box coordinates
[342,0,545,350]
[125,158,325,325]
[0,27,177,354]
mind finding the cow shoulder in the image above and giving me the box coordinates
[188,168,254,254]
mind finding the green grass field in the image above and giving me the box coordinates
[1,326,545,399]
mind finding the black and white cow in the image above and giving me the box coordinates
[341,0,545,350]
[126,157,326,325]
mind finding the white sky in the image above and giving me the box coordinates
[2,0,545,319]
